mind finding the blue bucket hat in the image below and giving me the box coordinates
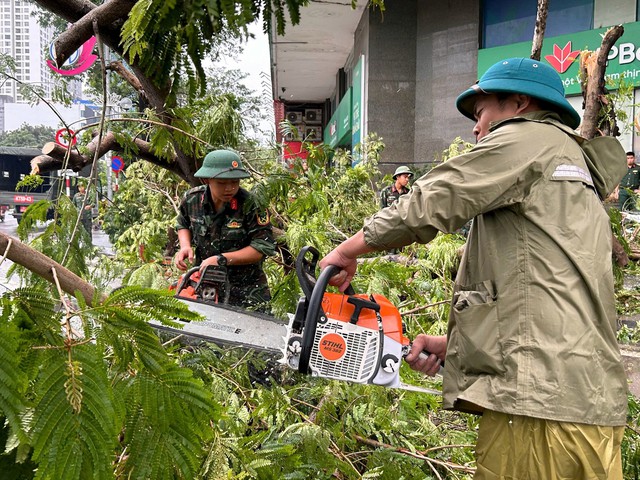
[194,150,250,179]
[456,58,581,129]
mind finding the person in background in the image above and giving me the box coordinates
[72,182,93,240]
[618,151,640,210]
[319,58,628,479]
[174,149,275,312]
[379,165,413,209]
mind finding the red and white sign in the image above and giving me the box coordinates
[55,128,76,148]
[13,194,34,203]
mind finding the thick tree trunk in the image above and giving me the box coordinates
[579,25,625,139]
[0,232,98,306]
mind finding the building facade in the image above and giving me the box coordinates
[0,0,54,102]
[270,0,640,173]
[0,0,86,134]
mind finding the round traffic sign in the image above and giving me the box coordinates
[55,128,76,148]
[111,156,124,172]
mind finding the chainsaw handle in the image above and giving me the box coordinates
[298,264,340,374]
[174,266,200,296]
[296,246,320,299]
[296,246,355,298]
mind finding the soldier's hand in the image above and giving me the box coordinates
[175,247,194,271]
[198,256,219,273]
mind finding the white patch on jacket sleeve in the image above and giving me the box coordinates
[551,164,594,186]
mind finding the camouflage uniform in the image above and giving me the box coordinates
[175,185,275,311]
[619,164,640,210]
[72,189,93,239]
[379,184,410,209]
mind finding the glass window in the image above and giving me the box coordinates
[482,0,594,48]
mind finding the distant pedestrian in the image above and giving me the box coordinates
[72,183,93,240]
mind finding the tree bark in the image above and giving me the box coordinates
[34,0,171,110]
[31,133,185,179]
[576,25,628,267]
[0,232,98,306]
[579,25,625,139]
[50,0,136,69]
[530,0,549,61]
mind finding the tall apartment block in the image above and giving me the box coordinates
[0,0,85,133]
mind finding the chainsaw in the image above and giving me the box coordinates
[157,246,441,395]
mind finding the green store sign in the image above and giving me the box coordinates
[324,88,352,148]
[479,21,640,95]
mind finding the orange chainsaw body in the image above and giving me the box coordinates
[320,292,410,347]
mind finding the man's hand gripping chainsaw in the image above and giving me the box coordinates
[281,246,442,395]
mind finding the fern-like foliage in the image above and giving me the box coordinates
[29,346,118,480]
[0,274,218,480]
[10,196,93,286]
[0,297,29,446]
[117,366,217,480]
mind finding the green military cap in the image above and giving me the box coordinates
[195,149,250,179]
[393,165,414,178]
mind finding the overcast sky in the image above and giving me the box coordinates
[215,21,275,142]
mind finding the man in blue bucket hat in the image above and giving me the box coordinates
[319,58,628,478]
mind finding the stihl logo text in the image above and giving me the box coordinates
[318,333,346,361]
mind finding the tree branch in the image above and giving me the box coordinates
[0,232,99,306]
[108,60,142,92]
[32,131,188,179]
[354,435,476,474]
[50,0,136,69]
[579,25,624,139]
[530,0,548,61]
[33,0,168,112]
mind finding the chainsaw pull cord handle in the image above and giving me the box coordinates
[298,264,339,374]
[346,296,380,324]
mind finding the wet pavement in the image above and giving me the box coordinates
[0,212,114,291]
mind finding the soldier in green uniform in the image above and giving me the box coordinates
[618,151,640,210]
[379,165,413,209]
[72,182,93,240]
[174,149,276,312]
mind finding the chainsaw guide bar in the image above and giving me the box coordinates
[160,246,442,396]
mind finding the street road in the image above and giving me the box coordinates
[0,212,114,292]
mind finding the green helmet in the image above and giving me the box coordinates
[393,165,413,178]
[194,150,250,179]
[456,57,580,129]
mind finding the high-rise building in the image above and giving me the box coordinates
[0,0,54,101]
[0,0,86,133]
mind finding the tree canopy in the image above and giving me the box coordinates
[28,0,382,186]
[0,124,56,148]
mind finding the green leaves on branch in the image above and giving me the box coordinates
[0,284,216,480]
[122,0,308,101]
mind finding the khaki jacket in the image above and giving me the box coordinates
[363,112,628,426]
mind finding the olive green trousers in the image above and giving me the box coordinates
[474,410,624,480]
